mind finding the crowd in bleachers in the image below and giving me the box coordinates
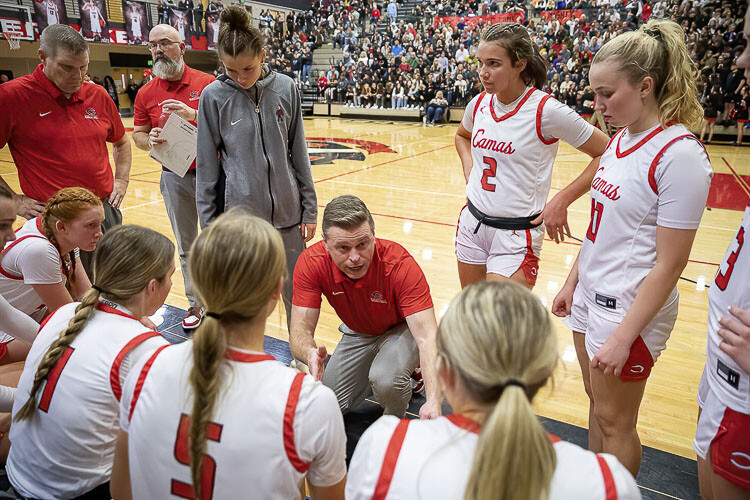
[299,0,745,129]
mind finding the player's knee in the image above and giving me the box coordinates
[592,402,634,436]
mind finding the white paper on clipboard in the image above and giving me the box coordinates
[148,112,198,177]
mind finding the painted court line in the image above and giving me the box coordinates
[314,144,454,184]
[722,157,750,195]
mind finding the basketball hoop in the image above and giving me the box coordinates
[3,32,21,50]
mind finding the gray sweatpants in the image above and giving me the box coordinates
[322,322,419,417]
[161,169,199,307]
[279,224,305,329]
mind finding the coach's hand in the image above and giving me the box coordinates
[718,306,750,373]
[307,345,327,381]
[533,193,571,244]
[139,315,159,331]
[109,179,128,209]
[301,223,317,243]
[147,127,167,149]
[419,398,441,420]
[552,284,575,317]
[591,334,630,377]
[159,99,198,122]
[15,194,44,220]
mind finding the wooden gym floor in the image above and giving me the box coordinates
[1,116,747,488]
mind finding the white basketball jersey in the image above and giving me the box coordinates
[121,341,347,500]
[131,12,141,35]
[46,1,58,25]
[0,217,59,322]
[466,89,560,218]
[90,6,99,24]
[577,124,712,316]
[7,300,167,499]
[346,415,641,499]
[705,206,750,413]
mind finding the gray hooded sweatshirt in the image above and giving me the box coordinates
[196,68,317,229]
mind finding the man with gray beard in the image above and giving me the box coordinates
[132,24,215,331]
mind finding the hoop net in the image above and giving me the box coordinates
[3,32,20,50]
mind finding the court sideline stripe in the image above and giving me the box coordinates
[721,157,750,195]
[313,144,453,184]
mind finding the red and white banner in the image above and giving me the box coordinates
[434,11,525,29]
[539,9,585,22]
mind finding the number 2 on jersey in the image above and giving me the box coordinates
[171,413,224,500]
[480,157,498,192]
[715,226,745,291]
[586,198,605,243]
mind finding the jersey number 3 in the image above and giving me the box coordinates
[171,413,224,500]
[480,157,498,192]
[586,198,605,243]
[715,226,745,291]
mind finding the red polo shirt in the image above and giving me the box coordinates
[292,238,433,335]
[134,66,215,171]
[0,64,125,201]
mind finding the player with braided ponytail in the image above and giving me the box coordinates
[114,209,346,500]
[347,281,640,499]
[0,186,103,365]
[6,224,174,500]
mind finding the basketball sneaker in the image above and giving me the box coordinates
[411,367,424,394]
[182,307,204,330]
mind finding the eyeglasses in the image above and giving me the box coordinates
[148,39,180,50]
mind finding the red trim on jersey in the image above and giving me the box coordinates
[548,434,562,444]
[224,349,275,363]
[596,455,618,500]
[283,372,311,473]
[472,91,487,123]
[372,419,411,500]
[0,234,47,280]
[605,128,625,152]
[615,126,664,158]
[519,230,540,286]
[110,332,161,402]
[446,414,481,434]
[489,88,536,122]
[535,95,559,145]
[647,134,704,195]
[38,346,74,412]
[0,343,8,363]
[128,345,170,421]
[94,302,138,321]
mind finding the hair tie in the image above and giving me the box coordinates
[205,311,222,320]
[644,28,663,42]
[503,379,525,391]
[91,284,109,295]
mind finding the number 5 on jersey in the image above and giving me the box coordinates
[171,413,223,500]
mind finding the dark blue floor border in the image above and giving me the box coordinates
[157,304,699,500]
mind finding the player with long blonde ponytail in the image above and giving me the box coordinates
[114,209,346,500]
[553,18,712,477]
[347,281,640,499]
